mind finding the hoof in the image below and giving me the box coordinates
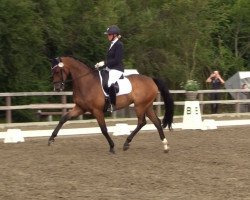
[109,148,115,154]
[164,147,170,153]
[48,139,54,146]
[123,143,130,151]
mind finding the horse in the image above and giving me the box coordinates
[48,56,174,153]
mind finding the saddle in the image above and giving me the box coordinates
[99,70,132,97]
[100,70,121,95]
[99,70,132,112]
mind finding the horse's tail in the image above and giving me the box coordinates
[153,78,174,130]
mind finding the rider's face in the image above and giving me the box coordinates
[107,34,117,41]
[107,34,113,41]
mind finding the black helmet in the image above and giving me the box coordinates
[104,25,120,35]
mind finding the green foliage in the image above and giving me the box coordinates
[0,0,50,92]
[180,80,200,91]
[0,0,249,121]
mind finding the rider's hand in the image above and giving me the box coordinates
[95,61,105,69]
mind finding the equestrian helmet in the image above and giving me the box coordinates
[104,25,120,35]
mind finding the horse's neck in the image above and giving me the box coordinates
[67,59,98,92]
[67,60,92,80]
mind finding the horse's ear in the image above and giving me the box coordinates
[49,57,60,66]
[56,57,61,63]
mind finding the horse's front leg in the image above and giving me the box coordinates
[93,109,115,154]
[48,106,83,146]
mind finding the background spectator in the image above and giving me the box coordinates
[206,70,225,114]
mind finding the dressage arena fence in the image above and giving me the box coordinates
[0,89,250,123]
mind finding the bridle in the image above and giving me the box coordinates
[51,60,66,90]
[51,57,97,90]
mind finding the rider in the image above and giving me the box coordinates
[95,25,124,112]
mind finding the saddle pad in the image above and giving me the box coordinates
[99,71,132,96]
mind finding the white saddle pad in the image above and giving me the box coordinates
[99,71,132,96]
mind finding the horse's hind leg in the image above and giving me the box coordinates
[146,106,169,153]
[48,106,82,146]
[123,113,147,151]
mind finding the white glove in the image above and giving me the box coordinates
[95,61,105,69]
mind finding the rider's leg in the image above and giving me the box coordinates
[108,84,116,111]
[107,69,123,112]
[107,69,123,87]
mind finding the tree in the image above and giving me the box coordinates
[0,0,49,92]
[230,0,250,68]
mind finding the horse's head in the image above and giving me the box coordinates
[50,57,69,91]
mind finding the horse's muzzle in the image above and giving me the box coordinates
[53,82,65,92]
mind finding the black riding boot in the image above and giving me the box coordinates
[107,84,116,112]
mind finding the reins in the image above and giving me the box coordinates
[53,65,98,85]
[64,68,97,84]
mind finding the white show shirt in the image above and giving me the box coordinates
[109,38,119,50]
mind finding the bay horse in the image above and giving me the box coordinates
[48,56,174,153]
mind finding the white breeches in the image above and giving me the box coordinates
[107,69,123,87]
